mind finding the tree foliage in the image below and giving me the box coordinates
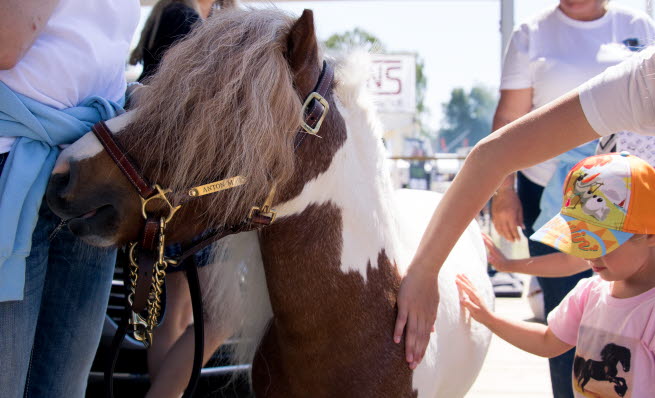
[324,28,386,53]
[437,85,497,152]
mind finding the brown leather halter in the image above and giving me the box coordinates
[95,61,334,398]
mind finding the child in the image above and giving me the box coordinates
[483,134,655,279]
[457,152,655,397]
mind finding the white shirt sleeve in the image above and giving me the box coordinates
[579,46,655,136]
[636,13,655,44]
[500,25,531,90]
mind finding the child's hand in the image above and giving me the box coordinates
[482,233,511,272]
[456,274,493,324]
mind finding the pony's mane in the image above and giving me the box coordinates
[125,8,302,225]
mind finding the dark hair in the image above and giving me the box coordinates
[129,0,200,65]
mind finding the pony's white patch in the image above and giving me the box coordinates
[276,54,400,280]
[276,52,492,396]
[52,111,135,174]
[104,110,135,133]
[392,189,493,397]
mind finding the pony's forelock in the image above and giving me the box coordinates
[125,8,302,226]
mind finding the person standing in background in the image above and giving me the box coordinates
[0,1,139,397]
[130,0,215,82]
[488,1,654,395]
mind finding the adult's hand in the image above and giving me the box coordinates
[491,187,524,242]
[482,233,511,272]
[394,265,439,369]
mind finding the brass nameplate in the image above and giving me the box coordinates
[188,176,246,197]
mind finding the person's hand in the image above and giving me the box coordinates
[491,188,524,242]
[456,274,493,324]
[394,265,439,369]
[482,233,511,272]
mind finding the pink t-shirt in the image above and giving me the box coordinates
[548,276,655,397]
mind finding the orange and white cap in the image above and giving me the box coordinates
[530,152,655,259]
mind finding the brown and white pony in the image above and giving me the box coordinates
[46,8,493,397]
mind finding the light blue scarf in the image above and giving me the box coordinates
[0,82,124,301]
[532,140,598,232]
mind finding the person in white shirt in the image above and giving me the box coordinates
[488,2,654,394]
[393,41,655,378]
[0,1,139,397]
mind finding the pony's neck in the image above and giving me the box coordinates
[274,96,400,280]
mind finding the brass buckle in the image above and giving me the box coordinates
[126,242,151,346]
[248,183,277,224]
[141,184,181,224]
[131,312,151,347]
[248,205,277,224]
[300,92,329,137]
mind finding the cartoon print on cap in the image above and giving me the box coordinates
[563,155,631,227]
[567,172,608,220]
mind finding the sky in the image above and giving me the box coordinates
[244,0,650,129]
[135,0,651,129]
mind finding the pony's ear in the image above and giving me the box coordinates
[286,9,319,76]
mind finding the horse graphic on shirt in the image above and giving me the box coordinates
[574,343,632,397]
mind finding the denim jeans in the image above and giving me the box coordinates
[0,202,116,398]
[517,172,593,398]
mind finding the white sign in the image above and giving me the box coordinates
[367,54,416,114]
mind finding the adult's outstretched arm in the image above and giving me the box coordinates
[394,89,600,369]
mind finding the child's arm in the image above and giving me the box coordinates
[483,233,590,277]
[456,274,573,358]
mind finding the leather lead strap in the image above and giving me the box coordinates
[182,261,204,398]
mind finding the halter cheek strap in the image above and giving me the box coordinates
[92,121,155,198]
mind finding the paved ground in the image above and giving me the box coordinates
[466,296,553,398]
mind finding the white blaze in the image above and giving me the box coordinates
[52,111,136,174]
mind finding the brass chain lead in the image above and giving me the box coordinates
[127,242,149,345]
[143,217,170,345]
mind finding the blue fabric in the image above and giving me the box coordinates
[0,82,124,301]
[532,141,598,231]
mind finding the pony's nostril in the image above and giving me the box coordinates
[49,158,81,200]
[48,171,71,199]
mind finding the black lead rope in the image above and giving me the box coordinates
[183,260,204,398]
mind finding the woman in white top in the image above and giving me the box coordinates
[0,1,139,397]
[394,41,655,379]
[489,2,654,394]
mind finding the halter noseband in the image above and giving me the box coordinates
[95,60,334,398]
